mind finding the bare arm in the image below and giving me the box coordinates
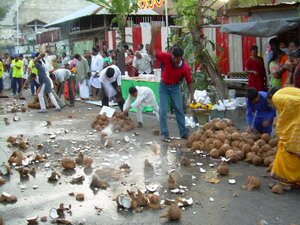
[187,82,195,103]
[34,52,46,63]
[149,26,161,58]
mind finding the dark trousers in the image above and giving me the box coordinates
[102,81,124,111]
[57,78,75,105]
[0,78,3,92]
[12,77,22,94]
[30,79,39,95]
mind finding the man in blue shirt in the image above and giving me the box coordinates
[246,88,276,134]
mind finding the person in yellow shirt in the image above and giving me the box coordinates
[0,57,4,97]
[11,54,24,97]
[25,53,39,95]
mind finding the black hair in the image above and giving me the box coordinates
[269,38,279,47]
[35,52,40,57]
[172,47,184,57]
[138,43,144,49]
[123,44,129,50]
[251,45,258,51]
[246,88,259,101]
[287,48,300,58]
[74,54,81,59]
[92,47,98,53]
[103,50,108,57]
[268,87,280,99]
[106,67,115,78]
[19,54,23,57]
[270,49,284,62]
[129,86,137,95]
[49,73,56,80]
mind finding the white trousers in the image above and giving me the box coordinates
[38,84,60,110]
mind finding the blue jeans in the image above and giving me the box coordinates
[30,79,39,95]
[159,82,188,138]
[12,77,22,94]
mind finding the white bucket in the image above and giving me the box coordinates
[228,89,236,99]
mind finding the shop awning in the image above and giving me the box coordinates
[220,17,300,37]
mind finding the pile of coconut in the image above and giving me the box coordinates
[187,118,278,168]
[91,112,135,132]
[28,96,55,109]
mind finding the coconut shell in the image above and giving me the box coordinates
[60,158,76,170]
[217,161,229,175]
[168,173,177,189]
[209,148,220,158]
[236,150,245,160]
[251,145,260,154]
[213,140,222,149]
[245,176,261,191]
[0,177,6,185]
[160,204,181,221]
[180,156,191,167]
[269,138,278,147]
[263,156,274,167]
[261,133,271,143]
[242,144,251,154]
[18,141,28,150]
[227,152,239,163]
[225,149,235,158]
[272,184,284,194]
[256,139,266,147]
[245,152,256,163]
[252,155,263,166]
[83,156,93,168]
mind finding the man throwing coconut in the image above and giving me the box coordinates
[149,27,195,142]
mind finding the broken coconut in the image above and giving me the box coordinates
[75,152,84,165]
[60,158,76,170]
[168,173,178,189]
[272,184,284,194]
[116,194,132,209]
[160,204,181,221]
[119,163,131,171]
[0,178,6,185]
[244,176,261,191]
[180,156,191,167]
[49,208,59,219]
[82,156,93,168]
[46,170,61,181]
[26,215,38,224]
[0,192,17,203]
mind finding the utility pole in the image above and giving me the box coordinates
[16,0,19,53]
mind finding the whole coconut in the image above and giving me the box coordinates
[261,133,271,143]
[205,138,213,146]
[236,150,245,160]
[246,139,255,146]
[251,145,260,154]
[227,152,239,163]
[252,155,263,166]
[259,144,271,154]
[225,127,235,134]
[225,149,235,158]
[263,156,274,167]
[217,161,229,176]
[160,204,181,221]
[83,156,93,168]
[213,140,222,149]
[245,152,256,163]
[231,140,240,148]
[209,148,220,158]
[269,138,278,147]
[61,158,76,170]
[220,144,231,156]
[231,132,241,141]
[242,144,251,154]
[256,139,266,147]
[205,130,214,138]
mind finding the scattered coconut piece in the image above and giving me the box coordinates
[26,215,38,224]
[60,158,76,170]
[70,175,85,184]
[49,208,59,219]
[228,179,236,184]
[272,184,284,194]
[0,178,6,185]
[146,184,158,193]
[46,170,61,181]
[119,163,131,171]
[124,135,130,143]
[180,156,191,167]
[0,192,17,203]
[217,161,229,176]
[160,204,181,221]
[83,156,93,168]
[244,176,261,191]
[167,173,178,189]
[13,115,20,122]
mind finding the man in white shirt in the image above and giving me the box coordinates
[89,47,104,100]
[123,86,159,127]
[51,68,74,106]
[99,65,124,111]
[132,51,152,75]
[61,52,70,67]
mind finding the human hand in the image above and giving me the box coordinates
[262,120,272,127]
[39,52,46,58]
[252,70,258,75]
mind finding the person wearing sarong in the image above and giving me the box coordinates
[270,87,300,187]
[75,54,90,100]
[89,48,104,100]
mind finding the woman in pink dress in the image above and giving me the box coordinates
[245,45,266,91]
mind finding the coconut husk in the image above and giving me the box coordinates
[180,156,191,167]
[160,204,181,221]
[168,173,178,189]
[244,176,261,191]
[83,156,93,168]
[75,152,84,165]
[217,161,229,176]
[272,184,284,194]
[0,178,6,185]
[209,148,220,158]
[60,158,76,170]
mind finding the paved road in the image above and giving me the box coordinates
[0,94,299,225]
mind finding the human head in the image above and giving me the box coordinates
[127,49,134,56]
[62,52,67,58]
[269,38,279,50]
[288,40,300,52]
[246,88,259,103]
[271,49,284,62]
[171,47,184,66]
[30,73,37,80]
[106,67,115,78]
[111,50,117,58]
[102,50,109,57]
[129,86,138,98]
[145,44,150,52]
[74,54,82,61]
[19,54,24,60]
[123,44,129,51]
[134,51,142,59]
[279,41,288,49]
[267,87,280,107]
[92,47,99,56]
[138,44,144,51]
[287,48,300,67]
[250,45,258,56]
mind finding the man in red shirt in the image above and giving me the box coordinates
[149,27,195,141]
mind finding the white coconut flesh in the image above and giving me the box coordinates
[49,208,59,219]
